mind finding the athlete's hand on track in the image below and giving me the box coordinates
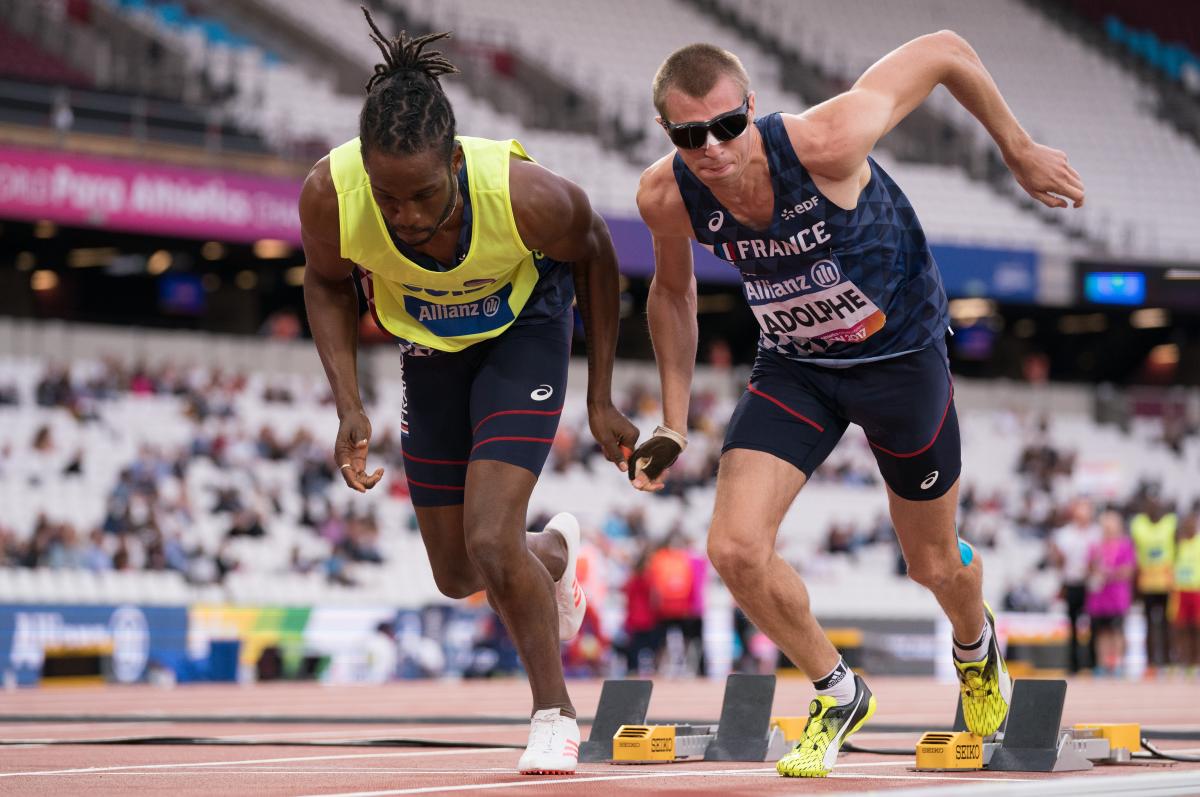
[587,401,640,474]
[1004,139,1085,209]
[335,409,384,493]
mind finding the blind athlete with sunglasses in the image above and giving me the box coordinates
[632,34,1085,778]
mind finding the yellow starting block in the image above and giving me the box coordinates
[915,731,985,770]
[612,724,717,763]
[770,715,808,743]
[1072,723,1140,761]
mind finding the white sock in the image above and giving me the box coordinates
[953,616,991,663]
[813,658,856,705]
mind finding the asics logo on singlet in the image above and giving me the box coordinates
[921,471,940,490]
[779,196,820,221]
[708,211,725,231]
[531,385,554,401]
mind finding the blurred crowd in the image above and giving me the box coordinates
[2,357,1199,681]
[0,360,384,585]
[1046,493,1200,677]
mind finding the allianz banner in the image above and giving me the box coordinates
[0,604,188,686]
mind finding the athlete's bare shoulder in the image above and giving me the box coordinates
[778,112,841,176]
[507,156,589,250]
[636,153,693,239]
[299,155,341,249]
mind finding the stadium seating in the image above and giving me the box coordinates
[0,21,93,87]
[75,0,1078,246]
[714,0,1200,257]
[1,319,1197,618]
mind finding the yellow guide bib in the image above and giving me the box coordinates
[1132,513,1177,593]
[328,135,539,352]
[1176,536,1200,591]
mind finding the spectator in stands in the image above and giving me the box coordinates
[1131,492,1178,673]
[363,621,399,684]
[0,380,18,405]
[80,528,112,571]
[1050,498,1100,673]
[824,522,857,556]
[31,424,53,453]
[1086,510,1136,676]
[288,545,315,575]
[344,515,383,563]
[563,602,610,678]
[226,509,266,539]
[647,530,701,676]
[1173,512,1200,676]
[214,541,238,583]
[621,546,660,675]
[685,540,708,676]
[51,87,74,142]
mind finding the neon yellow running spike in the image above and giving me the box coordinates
[954,603,1012,737]
[776,675,876,778]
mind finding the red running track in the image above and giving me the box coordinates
[0,676,1198,795]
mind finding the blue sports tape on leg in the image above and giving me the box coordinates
[959,539,974,566]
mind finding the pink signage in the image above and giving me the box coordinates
[0,145,303,244]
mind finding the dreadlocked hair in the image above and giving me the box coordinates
[358,6,460,161]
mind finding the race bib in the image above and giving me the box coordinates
[742,255,886,346]
[403,282,515,337]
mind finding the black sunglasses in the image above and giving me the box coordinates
[660,98,750,150]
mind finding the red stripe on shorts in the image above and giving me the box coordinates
[473,407,563,435]
[403,450,469,466]
[868,384,954,459]
[405,478,465,491]
[471,436,555,454]
[746,383,824,432]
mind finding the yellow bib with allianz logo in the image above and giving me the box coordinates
[328,135,540,352]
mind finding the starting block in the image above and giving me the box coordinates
[609,674,795,764]
[613,723,718,762]
[578,679,654,763]
[915,679,1139,773]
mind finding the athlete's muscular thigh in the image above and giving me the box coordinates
[413,504,482,599]
[708,448,808,569]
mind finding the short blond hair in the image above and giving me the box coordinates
[652,43,750,119]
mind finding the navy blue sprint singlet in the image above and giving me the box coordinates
[673,113,950,366]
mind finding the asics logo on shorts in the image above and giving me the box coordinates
[921,471,939,490]
[531,385,554,401]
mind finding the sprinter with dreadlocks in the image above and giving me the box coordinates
[300,9,638,775]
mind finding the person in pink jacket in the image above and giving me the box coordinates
[1086,510,1136,676]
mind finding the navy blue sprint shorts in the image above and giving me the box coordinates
[397,309,571,507]
[723,344,960,500]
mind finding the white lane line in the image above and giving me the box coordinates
[839,759,918,767]
[25,768,518,772]
[831,772,1038,782]
[211,724,519,742]
[299,766,1038,797]
[298,770,773,797]
[0,748,514,778]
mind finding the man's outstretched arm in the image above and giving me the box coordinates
[793,30,1085,208]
